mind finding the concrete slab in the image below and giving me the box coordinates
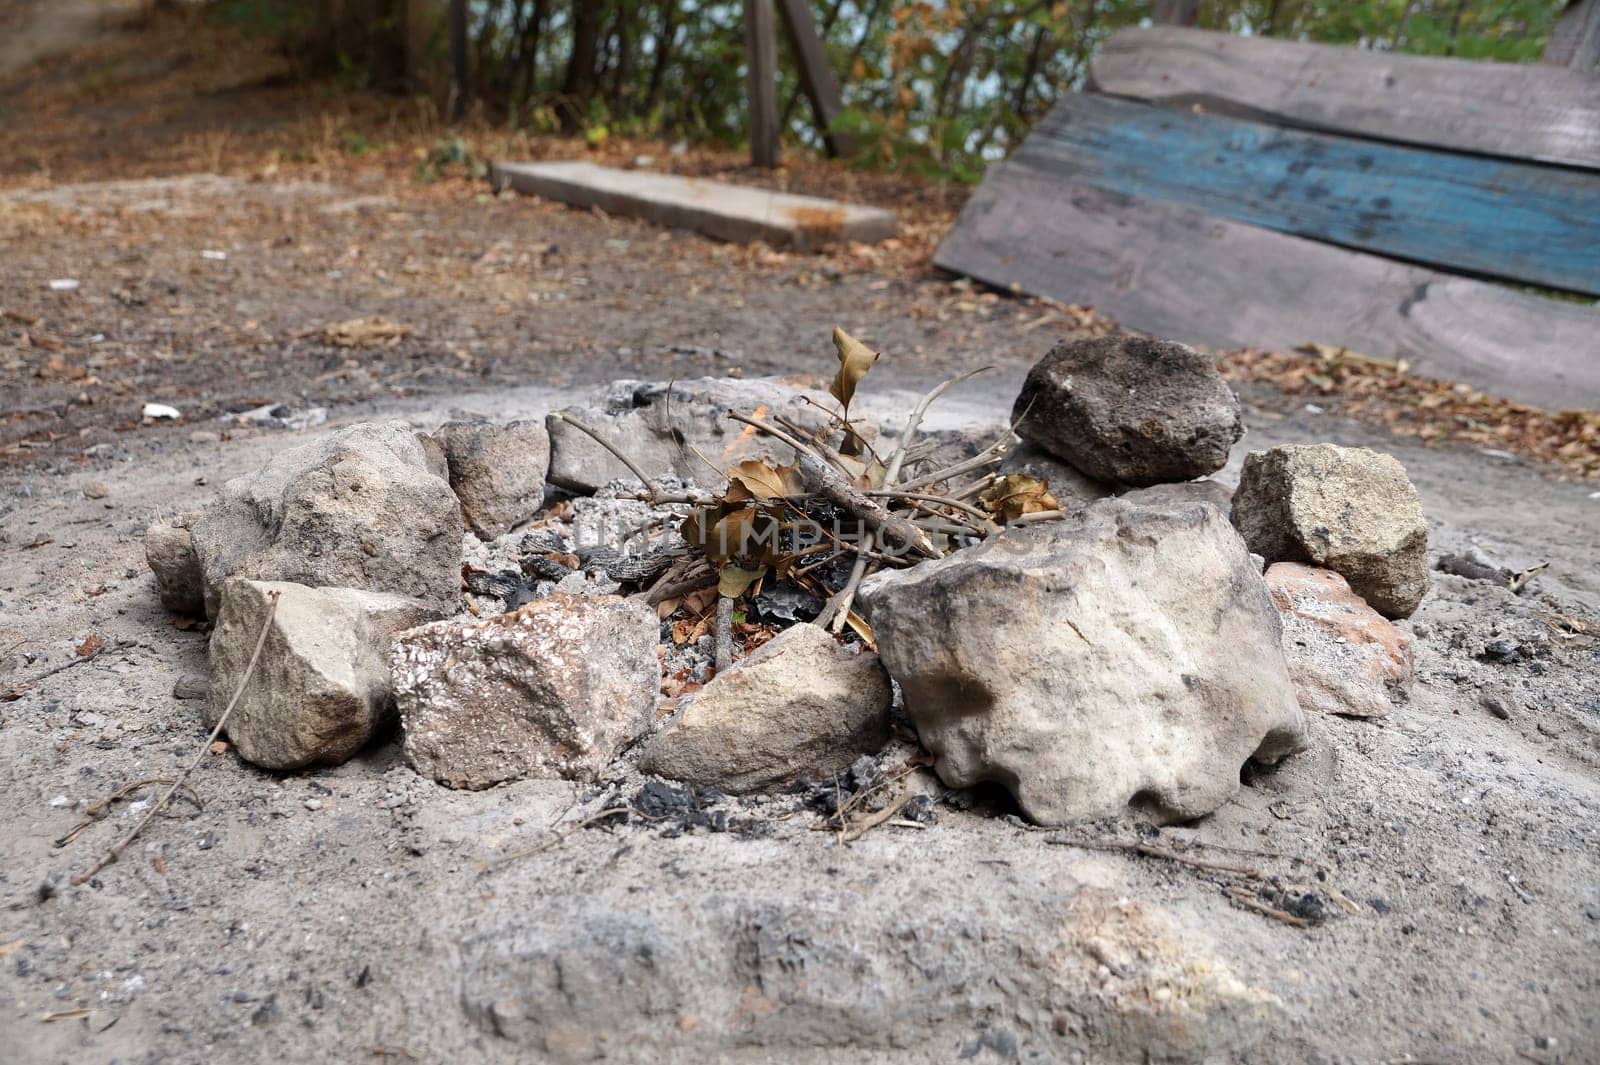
[490,160,897,251]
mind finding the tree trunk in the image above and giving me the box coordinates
[562,0,603,125]
[510,0,550,112]
[449,0,468,120]
[644,0,680,114]
[1152,0,1200,26]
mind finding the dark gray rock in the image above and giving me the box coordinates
[1011,333,1243,487]
[433,419,550,539]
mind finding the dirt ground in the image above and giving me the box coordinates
[3,10,1600,1065]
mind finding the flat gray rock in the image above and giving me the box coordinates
[546,377,842,494]
[998,440,1113,507]
[1120,477,1234,510]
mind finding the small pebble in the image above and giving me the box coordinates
[172,674,209,701]
[303,798,323,811]
[82,481,110,499]
[1480,639,1518,663]
[1481,694,1511,720]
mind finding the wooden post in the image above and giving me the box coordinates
[746,0,780,168]
[775,0,856,158]
[1543,0,1600,69]
[1152,0,1200,26]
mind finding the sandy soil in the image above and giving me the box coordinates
[1,47,1598,1065]
[1,352,1598,1063]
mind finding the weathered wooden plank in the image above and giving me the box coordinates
[746,0,779,168]
[776,0,856,158]
[933,163,1600,412]
[1090,27,1600,170]
[1024,94,1600,295]
[490,161,896,251]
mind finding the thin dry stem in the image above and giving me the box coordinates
[71,590,280,885]
[550,411,667,503]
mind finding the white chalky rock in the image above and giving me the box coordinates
[207,579,441,770]
[861,498,1307,825]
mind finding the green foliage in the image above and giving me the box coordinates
[246,1,1570,179]
[206,0,307,37]
[415,136,490,183]
[341,131,377,157]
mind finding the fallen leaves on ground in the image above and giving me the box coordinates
[322,316,415,348]
[1221,347,1600,480]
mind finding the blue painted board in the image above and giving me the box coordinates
[1023,94,1600,296]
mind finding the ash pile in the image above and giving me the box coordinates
[144,327,1431,835]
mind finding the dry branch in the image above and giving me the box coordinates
[70,591,280,885]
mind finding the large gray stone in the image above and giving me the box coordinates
[546,377,844,494]
[642,623,891,793]
[433,419,550,539]
[1012,333,1243,487]
[392,593,659,789]
[1232,444,1429,619]
[1120,478,1234,511]
[861,498,1306,825]
[144,519,205,616]
[189,422,463,618]
[206,579,441,770]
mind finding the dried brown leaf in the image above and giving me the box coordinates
[979,474,1060,524]
[830,326,879,413]
[717,564,767,599]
